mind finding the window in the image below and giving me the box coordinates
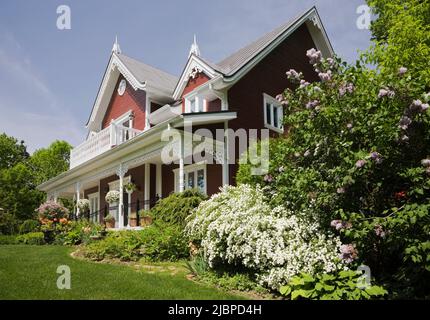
[263,94,283,133]
[88,193,99,222]
[187,96,205,113]
[174,163,206,194]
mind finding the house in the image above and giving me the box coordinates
[37,7,333,228]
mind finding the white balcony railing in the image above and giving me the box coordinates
[70,124,142,169]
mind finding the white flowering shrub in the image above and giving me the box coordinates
[185,184,345,290]
[105,190,120,204]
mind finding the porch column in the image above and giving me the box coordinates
[116,163,128,228]
[222,121,230,186]
[179,136,185,192]
[53,192,59,204]
[75,182,81,217]
[156,163,162,198]
[144,163,150,210]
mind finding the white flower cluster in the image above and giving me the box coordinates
[105,190,120,204]
[185,184,345,290]
[77,199,90,211]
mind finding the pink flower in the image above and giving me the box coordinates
[339,244,358,264]
[263,174,273,183]
[306,48,322,64]
[421,159,430,167]
[355,159,367,168]
[286,69,301,81]
[378,88,395,99]
[374,225,386,238]
[398,67,408,75]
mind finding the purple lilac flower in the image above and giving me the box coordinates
[326,57,335,67]
[421,103,429,112]
[398,67,408,75]
[355,159,367,168]
[306,48,322,65]
[398,116,412,130]
[337,187,345,194]
[370,151,383,164]
[306,100,320,110]
[378,88,395,99]
[318,70,332,82]
[330,220,352,231]
[286,69,301,81]
[263,174,273,183]
[374,225,386,238]
[421,159,430,167]
[339,83,355,96]
[300,79,310,88]
[276,94,283,102]
[339,244,358,264]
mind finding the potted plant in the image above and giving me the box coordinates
[129,212,138,227]
[105,190,120,205]
[104,214,115,229]
[124,182,137,193]
[77,199,90,214]
[138,209,153,227]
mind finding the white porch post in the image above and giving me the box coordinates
[179,135,185,192]
[145,95,151,131]
[222,120,230,186]
[144,163,150,210]
[156,163,162,198]
[53,191,59,203]
[116,164,128,228]
[75,182,81,217]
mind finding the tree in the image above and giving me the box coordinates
[29,140,72,185]
[0,133,29,170]
[0,163,44,220]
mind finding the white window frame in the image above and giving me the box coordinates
[113,110,133,128]
[87,192,100,222]
[263,93,283,133]
[108,176,131,191]
[173,163,207,194]
[185,94,206,113]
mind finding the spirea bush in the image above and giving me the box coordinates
[185,184,345,290]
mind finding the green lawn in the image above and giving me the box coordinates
[0,245,243,300]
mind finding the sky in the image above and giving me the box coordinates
[0,0,372,153]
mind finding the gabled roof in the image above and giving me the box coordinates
[172,6,333,98]
[116,54,178,94]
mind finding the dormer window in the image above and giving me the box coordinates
[263,93,283,133]
[187,96,205,113]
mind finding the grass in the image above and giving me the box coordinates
[0,245,244,300]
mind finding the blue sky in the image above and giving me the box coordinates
[0,0,371,152]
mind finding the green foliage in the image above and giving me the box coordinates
[0,133,28,170]
[150,189,206,227]
[16,232,45,245]
[366,0,430,87]
[53,220,104,245]
[28,140,72,185]
[0,163,44,220]
[0,234,18,244]
[185,252,209,276]
[0,212,19,235]
[19,219,40,234]
[82,221,189,262]
[200,271,263,293]
[280,271,387,300]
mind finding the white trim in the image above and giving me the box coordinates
[87,192,100,222]
[108,175,131,191]
[144,163,150,210]
[156,163,162,197]
[263,93,283,133]
[173,162,207,194]
[173,55,221,100]
[112,110,133,126]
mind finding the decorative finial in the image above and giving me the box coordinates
[112,35,121,54]
[189,34,200,57]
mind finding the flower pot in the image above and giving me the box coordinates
[129,217,138,227]
[140,216,152,227]
[105,219,115,229]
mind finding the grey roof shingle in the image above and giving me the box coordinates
[117,53,178,93]
[215,9,308,75]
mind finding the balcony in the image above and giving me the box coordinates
[70,123,142,169]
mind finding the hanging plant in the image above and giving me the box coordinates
[105,190,120,204]
[124,182,137,193]
[77,199,90,212]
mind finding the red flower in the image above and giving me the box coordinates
[394,191,407,200]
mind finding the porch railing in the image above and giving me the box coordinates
[70,197,161,228]
[70,123,142,169]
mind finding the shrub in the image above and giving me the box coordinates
[0,234,18,244]
[200,271,263,292]
[185,252,209,277]
[185,184,345,290]
[37,201,69,223]
[53,220,104,245]
[150,189,206,227]
[0,212,19,235]
[280,271,387,300]
[19,219,40,234]
[82,221,188,262]
[16,232,45,245]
